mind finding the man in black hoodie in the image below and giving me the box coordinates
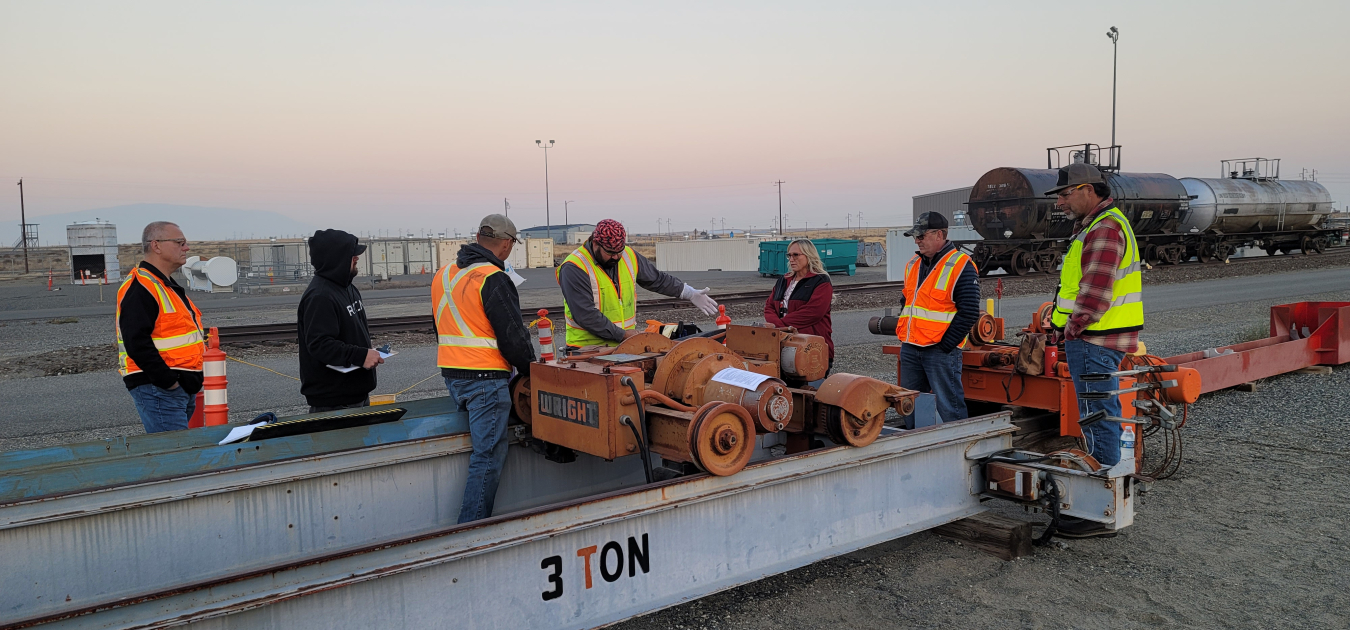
[298,229,382,412]
[435,214,536,523]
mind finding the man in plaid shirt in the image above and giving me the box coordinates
[1044,164,1144,537]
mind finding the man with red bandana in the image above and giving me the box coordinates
[556,219,719,348]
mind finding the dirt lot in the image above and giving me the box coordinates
[613,293,1350,630]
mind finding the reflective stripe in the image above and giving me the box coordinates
[139,270,177,314]
[899,305,957,323]
[1056,296,1076,311]
[204,361,226,377]
[1110,292,1143,307]
[152,330,204,351]
[204,388,228,406]
[933,253,961,291]
[437,335,500,348]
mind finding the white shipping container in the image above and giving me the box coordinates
[435,239,469,270]
[655,238,762,272]
[886,228,919,282]
[525,238,554,268]
[405,240,434,275]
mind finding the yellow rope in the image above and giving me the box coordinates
[393,372,442,396]
[227,356,301,381]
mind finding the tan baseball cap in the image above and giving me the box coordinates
[1044,163,1107,196]
[478,214,522,243]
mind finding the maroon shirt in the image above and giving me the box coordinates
[763,271,834,361]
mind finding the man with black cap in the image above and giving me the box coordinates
[298,229,382,413]
[1043,163,1143,506]
[894,212,980,425]
[434,214,536,523]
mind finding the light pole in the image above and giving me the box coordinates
[17,179,28,273]
[1107,26,1119,155]
[536,140,555,243]
[774,180,784,240]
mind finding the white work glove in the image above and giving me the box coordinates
[680,284,719,316]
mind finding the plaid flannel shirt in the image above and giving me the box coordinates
[1066,197,1140,353]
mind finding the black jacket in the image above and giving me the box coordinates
[118,261,205,394]
[298,230,375,407]
[441,243,536,380]
[910,241,981,353]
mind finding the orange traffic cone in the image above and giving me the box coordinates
[201,327,229,426]
[536,309,555,363]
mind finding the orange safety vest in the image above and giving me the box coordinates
[432,262,511,372]
[116,267,206,376]
[895,248,974,347]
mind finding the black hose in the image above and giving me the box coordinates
[621,376,654,484]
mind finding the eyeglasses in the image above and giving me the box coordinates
[599,246,624,257]
[149,238,188,247]
[787,253,806,258]
[1056,184,1089,199]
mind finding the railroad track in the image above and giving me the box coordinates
[216,281,904,343]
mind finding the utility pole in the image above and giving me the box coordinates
[17,179,28,273]
[504,198,510,218]
[1107,26,1119,157]
[774,180,785,239]
[536,140,555,243]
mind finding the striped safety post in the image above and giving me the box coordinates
[536,309,555,363]
[716,304,731,330]
[202,327,229,425]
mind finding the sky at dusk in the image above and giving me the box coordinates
[2,0,1347,242]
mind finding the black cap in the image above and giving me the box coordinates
[1044,163,1108,196]
[904,212,949,238]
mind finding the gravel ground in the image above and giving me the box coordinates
[2,282,1348,626]
[612,289,1350,630]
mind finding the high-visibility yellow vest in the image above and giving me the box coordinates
[556,245,638,347]
[1051,206,1144,335]
[896,248,974,347]
[116,267,206,376]
[432,262,511,372]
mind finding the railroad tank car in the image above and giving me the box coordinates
[966,167,1189,275]
[1179,177,1334,256]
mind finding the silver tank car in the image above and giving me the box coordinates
[1179,177,1333,235]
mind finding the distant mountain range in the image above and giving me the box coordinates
[3,204,316,246]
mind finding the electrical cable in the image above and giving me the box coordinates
[621,377,655,484]
[1033,478,1063,546]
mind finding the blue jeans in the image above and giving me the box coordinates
[899,344,967,425]
[445,377,513,524]
[128,383,196,434]
[1066,339,1125,467]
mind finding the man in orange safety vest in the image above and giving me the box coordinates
[895,212,981,426]
[116,221,206,433]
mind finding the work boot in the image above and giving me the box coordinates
[1053,516,1118,539]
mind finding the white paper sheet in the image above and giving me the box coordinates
[327,350,397,373]
[710,367,773,390]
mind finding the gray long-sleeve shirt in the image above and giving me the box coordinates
[558,250,686,343]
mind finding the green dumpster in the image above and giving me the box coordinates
[758,239,858,277]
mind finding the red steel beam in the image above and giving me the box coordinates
[1163,301,1350,395]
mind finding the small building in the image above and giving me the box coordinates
[913,187,973,226]
[516,223,596,246]
[66,221,121,282]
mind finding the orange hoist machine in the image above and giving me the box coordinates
[511,324,919,479]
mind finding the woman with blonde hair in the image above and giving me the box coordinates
[763,239,834,381]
